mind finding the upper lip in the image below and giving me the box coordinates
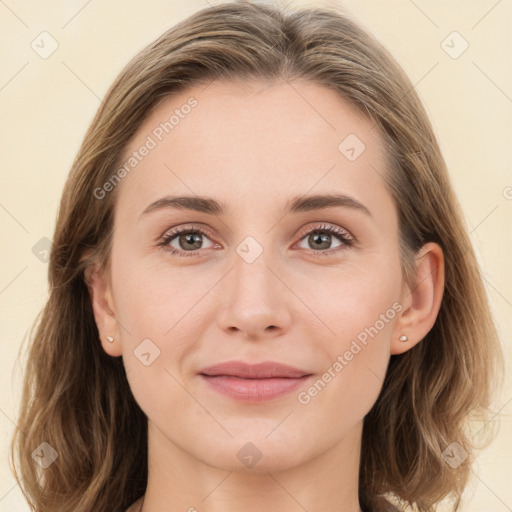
[199,361,312,379]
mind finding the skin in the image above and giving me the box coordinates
[87,79,444,512]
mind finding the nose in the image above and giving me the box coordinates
[216,248,292,340]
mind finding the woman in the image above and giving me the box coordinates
[10,2,503,511]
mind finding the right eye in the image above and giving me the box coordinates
[159,225,218,257]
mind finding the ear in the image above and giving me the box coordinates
[84,263,123,357]
[391,242,445,355]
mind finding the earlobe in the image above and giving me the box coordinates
[391,242,445,355]
[84,264,123,357]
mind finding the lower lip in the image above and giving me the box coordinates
[199,374,313,402]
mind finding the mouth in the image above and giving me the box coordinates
[199,374,314,402]
[198,361,313,402]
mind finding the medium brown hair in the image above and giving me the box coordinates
[10,2,503,511]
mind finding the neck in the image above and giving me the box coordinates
[140,419,364,512]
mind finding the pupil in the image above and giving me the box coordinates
[182,233,201,249]
[311,232,330,249]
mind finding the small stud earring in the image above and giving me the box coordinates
[106,336,114,343]
[399,335,408,342]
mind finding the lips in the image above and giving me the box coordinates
[198,361,314,402]
[199,360,311,379]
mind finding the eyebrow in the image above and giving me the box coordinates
[140,193,372,218]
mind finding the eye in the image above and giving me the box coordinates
[158,225,217,257]
[295,223,354,256]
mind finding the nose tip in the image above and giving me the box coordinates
[215,251,293,340]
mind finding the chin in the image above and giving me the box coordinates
[197,436,311,473]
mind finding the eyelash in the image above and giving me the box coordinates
[158,223,355,258]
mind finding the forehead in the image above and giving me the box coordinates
[114,79,394,223]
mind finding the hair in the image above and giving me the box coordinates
[10,1,503,511]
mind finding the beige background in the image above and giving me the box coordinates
[1,0,511,510]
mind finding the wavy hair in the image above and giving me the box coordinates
[10,1,503,511]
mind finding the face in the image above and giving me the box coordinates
[95,79,410,472]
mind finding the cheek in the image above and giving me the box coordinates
[111,249,211,337]
[302,255,402,342]
[297,264,400,423]
[112,253,202,416]
[298,318,393,438]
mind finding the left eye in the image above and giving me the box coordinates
[294,224,354,256]
[296,226,352,252]
[159,224,354,258]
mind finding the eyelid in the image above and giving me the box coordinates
[294,222,354,243]
[159,223,216,243]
